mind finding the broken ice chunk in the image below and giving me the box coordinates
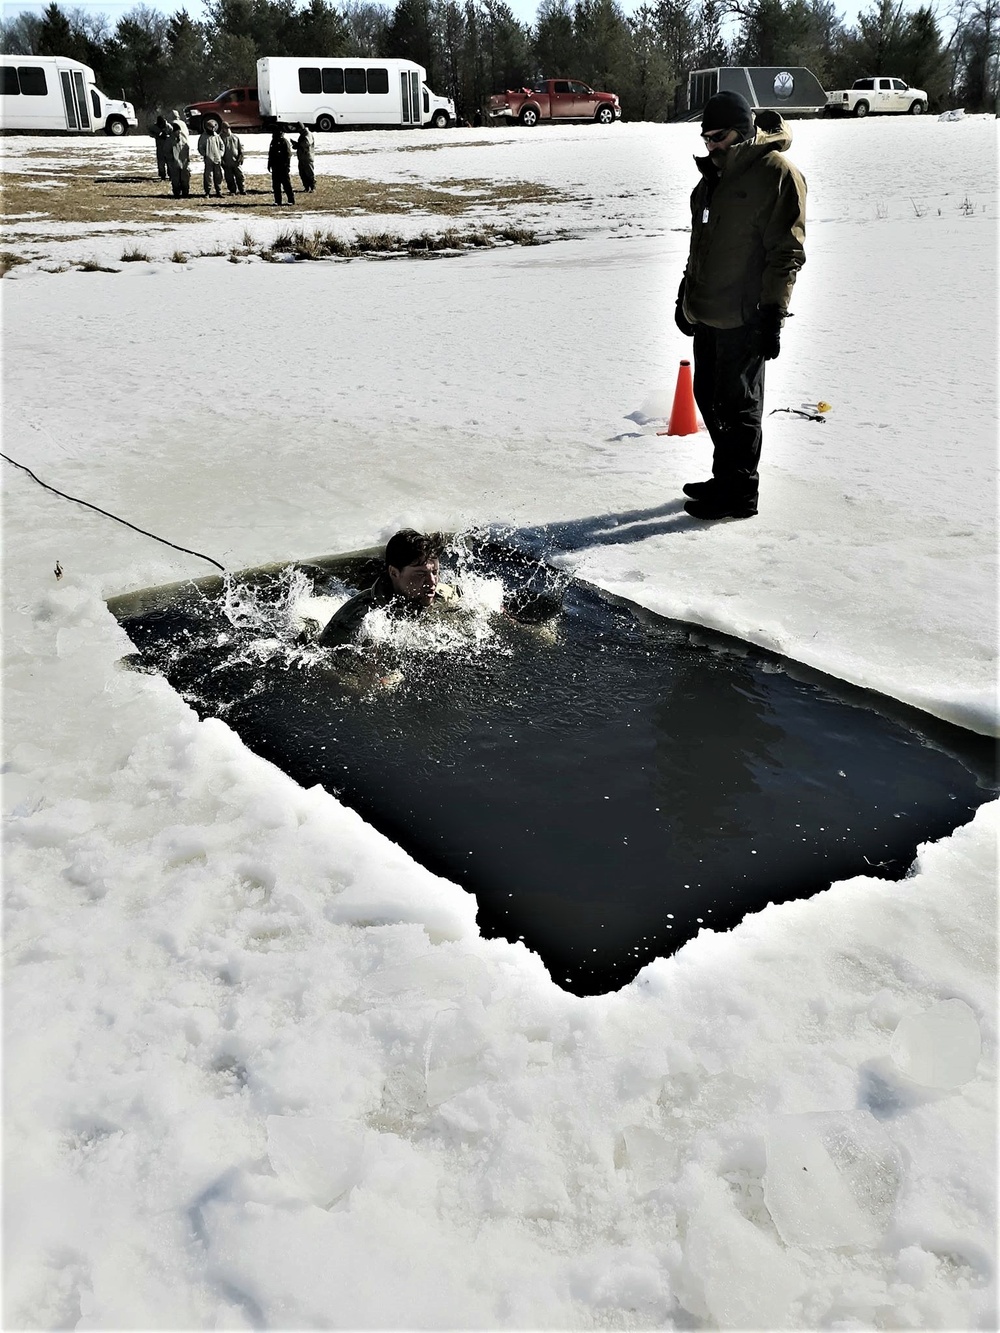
[889,998,982,1089]
[424,1057,486,1107]
[764,1111,902,1250]
[620,1124,678,1193]
[266,1115,366,1207]
[683,1177,802,1326]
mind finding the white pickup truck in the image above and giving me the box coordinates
[825,77,927,117]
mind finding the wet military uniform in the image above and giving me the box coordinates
[318,574,460,648]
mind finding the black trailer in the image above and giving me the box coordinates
[686,66,827,118]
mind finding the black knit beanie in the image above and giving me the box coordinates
[701,90,755,141]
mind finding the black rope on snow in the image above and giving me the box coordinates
[1,452,227,573]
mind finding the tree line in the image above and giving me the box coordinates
[1,0,997,123]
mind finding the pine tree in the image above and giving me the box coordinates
[855,0,908,72]
[573,0,628,87]
[896,4,946,106]
[294,0,350,56]
[384,0,435,77]
[478,0,532,93]
[37,3,82,59]
[432,0,468,109]
[162,9,210,107]
[534,0,576,76]
[730,0,788,64]
[621,3,676,119]
[106,6,169,116]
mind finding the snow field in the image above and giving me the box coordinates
[2,116,997,1328]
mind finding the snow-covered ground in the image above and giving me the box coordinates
[2,118,997,1329]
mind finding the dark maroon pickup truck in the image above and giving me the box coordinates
[488,78,621,126]
[183,86,262,133]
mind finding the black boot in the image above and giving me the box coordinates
[682,479,719,500]
[684,497,757,520]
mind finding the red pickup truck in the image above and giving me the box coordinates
[183,86,262,133]
[488,78,621,126]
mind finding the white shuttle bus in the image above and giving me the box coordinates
[0,55,137,134]
[257,56,455,131]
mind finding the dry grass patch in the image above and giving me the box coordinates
[0,250,30,276]
[261,223,539,263]
[398,139,498,152]
[0,166,570,236]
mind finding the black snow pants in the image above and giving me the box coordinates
[692,323,766,508]
[271,170,295,205]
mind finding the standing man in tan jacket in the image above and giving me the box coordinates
[675,90,806,519]
[197,123,225,197]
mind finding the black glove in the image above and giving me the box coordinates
[674,279,696,337]
[754,305,785,360]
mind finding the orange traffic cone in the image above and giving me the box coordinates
[657,360,699,436]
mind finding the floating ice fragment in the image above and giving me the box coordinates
[764,1111,902,1249]
[889,998,981,1088]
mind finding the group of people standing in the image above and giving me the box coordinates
[151,114,314,206]
[266,124,315,205]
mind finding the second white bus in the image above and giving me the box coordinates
[257,56,455,131]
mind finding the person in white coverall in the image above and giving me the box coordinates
[197,125,225,197]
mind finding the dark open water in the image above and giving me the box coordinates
[112,538,997,995]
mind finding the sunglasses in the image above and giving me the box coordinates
[701,128,732,145]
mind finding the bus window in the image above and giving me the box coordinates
[366,67,388,94]
[322,67,344,94]
[345,67,365,94]
[2,66,19,95]
[299,67,321,94]
[18,66,48,95]
[91,88,100,117]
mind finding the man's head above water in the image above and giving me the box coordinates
[384,529,446,607]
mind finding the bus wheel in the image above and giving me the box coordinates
[431,110,449,128]
[105,115,128,136]
[316,114,335,133]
